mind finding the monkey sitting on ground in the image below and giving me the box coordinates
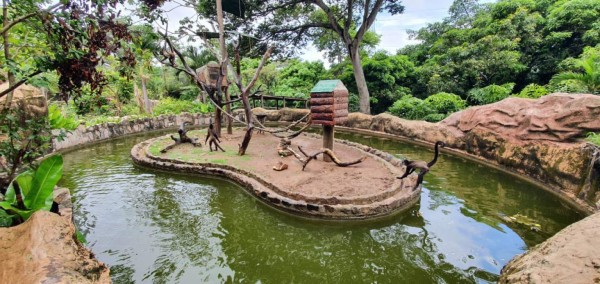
[398,141,446,189]
[205,122,225,152]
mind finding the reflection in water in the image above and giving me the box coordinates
[59,131,583,283]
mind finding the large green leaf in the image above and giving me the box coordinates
[0,202,32,221]
[25,155,63,211]
[15,171,34,196]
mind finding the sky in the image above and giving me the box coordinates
[158,0,496,65]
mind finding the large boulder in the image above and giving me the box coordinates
[441,94,600,143]
[0,210,110,283]
[499,212,600,283]
[0,83,48,118]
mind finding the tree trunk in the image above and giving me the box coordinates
[2,0,16,109]
[141,75,151,114]
[225,87,232,134]
[238,91,254,155]
[349,44,370,114]
[215,106,222,137]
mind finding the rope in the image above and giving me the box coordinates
[205,95,312,136]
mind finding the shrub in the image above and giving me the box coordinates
[514,84,549,99]
[547,79,589,94]
[586,132,600,146]
[467,83,515,105]
[423,113,447,122]
[48,104,79,130]
[153,97,211,115]
[388,95,434,120]
[424,92,466,114]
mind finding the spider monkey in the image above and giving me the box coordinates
[205,121,225,152]
[398,141,446,189]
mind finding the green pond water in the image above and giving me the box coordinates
[59,130,584,283]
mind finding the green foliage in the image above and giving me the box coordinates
[0,106,53,184]
[338,52,415,114]
[388,95,434,120]
[400,0,600,98]
[423,113,448,122]
[271,60,329,98]
[0,155,63,223]
[424,92,467,114]
[551,49,600,94]
[586,132,600,146]
[388,92,466,122]
[153,98,211,115]
[0,210,18,227]
[514,84,549,98]
[48,104,79,130]
[467,83,515,105]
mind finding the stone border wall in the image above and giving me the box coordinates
[51,113,213,152]
[255,107,600,214]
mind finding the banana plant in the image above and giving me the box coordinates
[0,155,63,225]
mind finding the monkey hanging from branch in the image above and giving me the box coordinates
[398,141,446,190]
[160,122,201,153]
[206,120,225,152]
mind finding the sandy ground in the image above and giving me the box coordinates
[150,128,397,199]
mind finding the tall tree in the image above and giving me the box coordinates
[246,0,405,114]
[199,0,404,113]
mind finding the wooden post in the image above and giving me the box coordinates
[261,95,265,108]
[322,125,334,162]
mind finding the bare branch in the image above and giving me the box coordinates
[0,70,43,99]
[355,0,384,43]
[244,46,274,94]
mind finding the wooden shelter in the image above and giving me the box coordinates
[309,80,349,162]
[310,80,349,125]
[196,61,229,89]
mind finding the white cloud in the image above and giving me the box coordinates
[300,0,497,60]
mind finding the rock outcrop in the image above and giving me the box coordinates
[499,212,600,284]
[0,189,110,283]
[442,94,600,143]
[257,93,600,212]
[0,82,48,118]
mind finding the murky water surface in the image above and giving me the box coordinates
[59,131,583,283]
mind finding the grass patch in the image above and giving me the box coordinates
[210,159,228,165]
[586,132,600,146]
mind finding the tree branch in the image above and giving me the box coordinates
[313,0,346,40]
[0,70,43,99]
[243,46,273,94]
[0,3,63,35]
[355,0,384,43]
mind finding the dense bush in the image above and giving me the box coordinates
[514,84,549,99]
[153,97,211,115]
[387,95,434,120]
[548,79,590,94]
[424,92,466,114]
[467,83,515,105]
[388,92,466,122]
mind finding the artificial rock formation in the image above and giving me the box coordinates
[442,94,600,143]
[499,212,600,284]
[0,189,110,283]
[0,82,48,118]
